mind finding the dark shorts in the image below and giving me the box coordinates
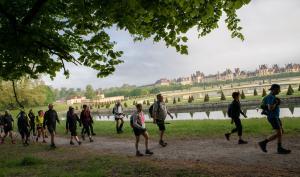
[156,120,166,131]
[268,118,281,130]
[115,118,123,121]
[133,127,146,136]
[47,126,56,134]
[19,129,30,139]
[4,126,13,134]
[70,128,77,136]
[37,125,43,130]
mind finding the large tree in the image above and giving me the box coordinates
[0,0,250,107]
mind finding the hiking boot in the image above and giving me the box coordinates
[136,151,144,157]
[89,138,94,142]
[159,140,167,147]
[78,141,82,145]
[238,140,248,144]
[70,141,75,145]
[277,147,291,154]
[258,141,267,153]
[225,133,230,141]
[145,149,154,155]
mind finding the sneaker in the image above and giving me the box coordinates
[78,141,82,145]
[136,151,144,157]
[238,140,248,144]
[258,141,267,153]
[277,147,291,154]
[159,140,167,147]
[145,149,154,155]
[70,141,75,145]
[225,133,230,141]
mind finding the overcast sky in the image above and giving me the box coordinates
[43,0,300,89]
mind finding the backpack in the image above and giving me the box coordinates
[148,101,160,118]
[227,103,233,118]
[260,96,268,115]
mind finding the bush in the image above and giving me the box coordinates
[177,97,181,102]
[241,90,246,99]
[204,94,209,102]
[124,102,128,108]
[254,89,258,96]
[262,88,267,97]
[165,98,168,103]
[173,97,176,104]
[287,84,294,95]
[146,100,150,105]
[220,91,226,101]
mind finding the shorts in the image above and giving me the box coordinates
[47,126,56,134]
[70,128,77,136]
[4,126,13,134]
[19,129,30,139]
[115,117,123,121]
[268,118,281,130]
[156,120,166,131]
[37,125,43,130]
[133,127,146,136]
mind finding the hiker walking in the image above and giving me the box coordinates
[0,110,15,144]
[80,105,94,142]
[17,111,30,146]
[28,109,36,136]
[36,110,46,143]
[113,101,125,133]
[43,104,60,148]
[66,107,82,145]
[258,84,291,154]
[225,92,248,144]
[152,94,173,147]
[131,104,154,156]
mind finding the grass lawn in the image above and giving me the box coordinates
[55,118,300,140]
[0,143,205,177]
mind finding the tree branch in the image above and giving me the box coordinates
[12,80,24,109]
[21,0,48,26]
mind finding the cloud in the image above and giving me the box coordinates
[43,0,300,89]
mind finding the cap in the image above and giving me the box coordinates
[269,84,280,91]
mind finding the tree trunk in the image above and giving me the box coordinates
[12,80,24,109]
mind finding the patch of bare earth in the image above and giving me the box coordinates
[54,135,300,177]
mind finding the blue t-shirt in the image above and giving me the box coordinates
[264,94,280,119]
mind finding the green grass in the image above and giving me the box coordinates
[0,142,207,177]
[56,118,300,140]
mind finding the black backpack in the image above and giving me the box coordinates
[227,103,233,118]
[260,96,268,115]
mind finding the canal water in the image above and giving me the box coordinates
[59,106,300,121]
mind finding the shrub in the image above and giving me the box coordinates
[220,91,226,101]
[262,88,267,97]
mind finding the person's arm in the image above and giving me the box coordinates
[267,97,278,111]
[55,111,60,124]
[167,110,173,119]
[152,103,158,123]
[238,103,247,118]
[66,115,69,130]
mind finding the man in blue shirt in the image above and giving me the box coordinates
[258,84,291,154]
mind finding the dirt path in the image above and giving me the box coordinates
[55,135,300,176]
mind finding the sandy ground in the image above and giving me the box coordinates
[54,135,300,177]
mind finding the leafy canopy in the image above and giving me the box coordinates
[0,0,250,81]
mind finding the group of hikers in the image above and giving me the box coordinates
[0,84,291,155]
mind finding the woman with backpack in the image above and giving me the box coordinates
[130,104,153,156]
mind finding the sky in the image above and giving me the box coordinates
[43,0,300,89]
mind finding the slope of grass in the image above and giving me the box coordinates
[55,118,300,140]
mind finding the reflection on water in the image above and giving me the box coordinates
[59,107,300,121]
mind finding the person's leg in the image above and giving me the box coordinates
[159,130,164,142]
[90,124,95,135]
[9,131,15,143]
[135,135,140,152]
[119,119,124,132]
[115,119,120,133]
